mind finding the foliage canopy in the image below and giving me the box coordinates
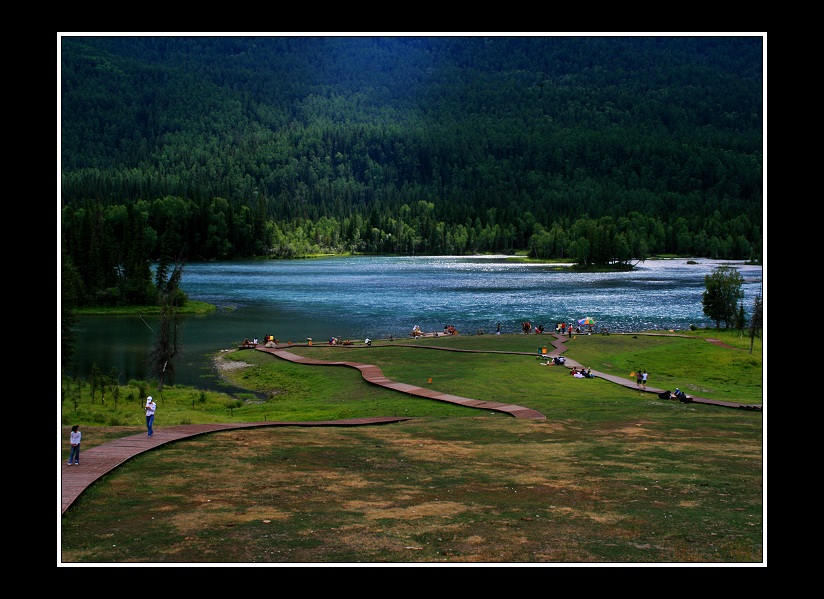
[60,36,763,307]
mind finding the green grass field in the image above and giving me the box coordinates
[60,329,764,564]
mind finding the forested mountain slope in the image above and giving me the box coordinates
[60,35,763,305]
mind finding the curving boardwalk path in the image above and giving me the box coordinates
[61,418,412,514]
[61,332,759,515]
[255,346,548,420]
[539,333,762,411]
[261,332,761,413]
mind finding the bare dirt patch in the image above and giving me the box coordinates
[214,350,253,373]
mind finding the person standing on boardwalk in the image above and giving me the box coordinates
[68,425,81,465]
[641,370,648,389]
[636,369,643,388]
[145,396,156,437]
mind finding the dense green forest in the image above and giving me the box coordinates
[60,36,763,307]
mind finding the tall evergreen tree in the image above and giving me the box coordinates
[124,205,155,304]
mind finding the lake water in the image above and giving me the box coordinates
[67,256,763,390]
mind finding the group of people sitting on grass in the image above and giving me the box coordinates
[570,366,595,378]
[522,321,546,334]
[658,388,692,402]
[409,324,460,337]
[539,355,567,366]
[523,321,590,335]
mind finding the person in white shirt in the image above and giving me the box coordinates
[68,425,81,465]
[145,396,157,437]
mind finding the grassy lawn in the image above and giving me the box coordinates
[60,329,763,564]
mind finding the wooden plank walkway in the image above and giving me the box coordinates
[62,331,759,516]
[256,346,548,421]
[260,333,761,413]
[61,418,412,515]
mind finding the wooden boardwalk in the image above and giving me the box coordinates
[261,333,761,413]
[61,418,412,515]
[255,346,548,420]
[61,332,759,515]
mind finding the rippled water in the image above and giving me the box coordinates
[69,256,763,389]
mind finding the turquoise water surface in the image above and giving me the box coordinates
[68,256,763,389]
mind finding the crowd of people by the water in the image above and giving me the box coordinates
[237,325,700,403]
[521,322,546,334]
[245,319,603,350]
[244,319,604,347]
[520,321,594,336]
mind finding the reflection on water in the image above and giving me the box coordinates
[67,256,763,390]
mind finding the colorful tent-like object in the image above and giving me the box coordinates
[578,317,595,326]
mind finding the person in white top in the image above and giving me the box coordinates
[145,396,157,437]
[68,425,81,465]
